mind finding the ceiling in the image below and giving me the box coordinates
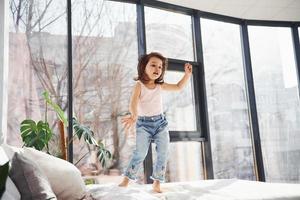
[159,0,300,22]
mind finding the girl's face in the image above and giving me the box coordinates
[144,57,163,81]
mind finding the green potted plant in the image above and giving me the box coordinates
[20,91,67,153]
[20,91,112,168]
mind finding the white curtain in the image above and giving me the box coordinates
[0,0,9,145]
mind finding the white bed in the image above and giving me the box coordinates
[86,179,300,200]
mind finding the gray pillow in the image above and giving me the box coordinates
[9,153,57,200]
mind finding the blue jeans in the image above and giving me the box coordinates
[123,114,170,182]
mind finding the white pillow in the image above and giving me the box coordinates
[1,176,21,200]
[1,144,24,161]
[2,145,86,200]
[0,145,12,165]
[24,147,86,200]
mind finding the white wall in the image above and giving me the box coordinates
[0,0,9,144]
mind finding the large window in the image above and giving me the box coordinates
[6,0,300,185]
[71,0,139,179]
[248,26,300,183]
[152,142,204,182]
[164,71,197,131]
[144,6,194,61]
[8,0,68,155]
[201,18,256,180]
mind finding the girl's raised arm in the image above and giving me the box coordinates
[161,63,192,91]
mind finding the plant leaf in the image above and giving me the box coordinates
[72,118,112,168]
[96,145,112,168]
[20,119,53,151]
[42,91,68,126]
[73,118,98,145]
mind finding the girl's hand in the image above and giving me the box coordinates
[121,114,137,134]
[184,63,192,76]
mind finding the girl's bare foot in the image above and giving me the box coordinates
[118,177,129,187]
[152,180,162,193]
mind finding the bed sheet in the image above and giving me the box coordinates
[86,179,300,200]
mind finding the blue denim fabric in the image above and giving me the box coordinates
[123,114,169,182]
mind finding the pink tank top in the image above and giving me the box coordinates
[138,82,163,116]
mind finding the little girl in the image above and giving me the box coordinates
[119,52,192,193]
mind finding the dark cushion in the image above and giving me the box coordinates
[9,153,57,200]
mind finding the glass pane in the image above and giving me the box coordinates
[72,0,140,182]
[152,142,204,182]
[145,7,194,61]
[163,71,197,131]
[8,0,68,156]
[248,26,300,183]
[201,18,256,180]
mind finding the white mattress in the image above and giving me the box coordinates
[86,179,300,200]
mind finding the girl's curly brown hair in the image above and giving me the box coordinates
[134,52,167,84]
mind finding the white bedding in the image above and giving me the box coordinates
[86,179,300,200]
